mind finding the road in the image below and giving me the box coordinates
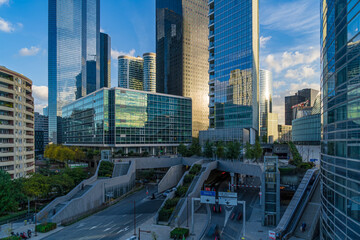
[202,179,259,240]
[44,185,164,240]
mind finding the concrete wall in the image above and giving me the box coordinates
[158,164,184,193]
[175,161,218,226]
[217,160,263,177]
[50,160,136,224]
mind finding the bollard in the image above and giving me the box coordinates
[24,220,27,225]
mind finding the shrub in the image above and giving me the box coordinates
[183,174,194,184]
[1,236,21,240]
[298,162,314,169]
[189,164,201,175]
[35,222,57,233]
[164,198,180,209]
[158,208,174,222]
[170,228,189,239]
[175,186,188,198]
[98,161,114,178]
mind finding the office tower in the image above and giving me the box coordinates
[62,87,192,155]
[267,112,278,143]
[156,0,209,137]
[143,53,156,92]
[100,32,111,88]
[278,125,292,143]
[0,66,35,179]
[320,2,360,239]
[48,0,100,143]
[200,0,259,143]
[260,69,273,140]
[35,112,49,156]
[118,55,144,90]
[284,88,319,125]
[43,106,48,116]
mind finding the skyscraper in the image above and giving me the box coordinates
[118,55,144,91]
[201,0,259,143]
[100,32,111,88]
[48,0,100,143]
[320,2,360,239]
[284,88,319,125]
[260,69,273,140]
[143,53,156,92]
[156,0,209,137]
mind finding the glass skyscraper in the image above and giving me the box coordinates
[100,32,111,88]
[205,0,259,140]
[48,0,100,143]
[118,56,144,91]
[156,0,209,137]
[321,1,360,239]
[143,53,156,92]
[260,69,273,140]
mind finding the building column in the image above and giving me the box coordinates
[152,147,155,156]
[125,147,128,154]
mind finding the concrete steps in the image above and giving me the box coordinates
[112,162,130,177]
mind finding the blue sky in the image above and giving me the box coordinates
[0,0,320,124]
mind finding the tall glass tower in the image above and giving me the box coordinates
[143,52,156,92]
[100,32,111,88]
[48,0,100,143]
[321,1,360,239]
[207,0,259,136]
[260,69,273,140]
[156,0,209,137]
[118,56,144,91]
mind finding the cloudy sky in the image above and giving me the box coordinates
[0,0,320,124]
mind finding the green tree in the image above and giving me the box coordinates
[189,138,202,156]
[244,142,254,160]
[0,171,25,215]
[262,134,267,143]
[215,141,224,159]
[50,174,74,196]
[63,168,88,185]
[203,141,214,158]
[253,140,263,163]
[226,141,241,160]
[178,144,188,156]
[23,173,51,199]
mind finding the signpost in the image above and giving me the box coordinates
[269,230,276,240]
[218,191,238,206]
[200,191,216,204]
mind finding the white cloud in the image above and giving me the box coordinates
[265,47,320,73]
[100,27,105,33]
[32,85,48,102]
[111,48,136,60]
[260,36,272,48]
[273,81,286,89]
[285,66,317,80]
[19,46,40,56]
[290,82,320,92]
[0,0,9,6]
[0,17,14,32]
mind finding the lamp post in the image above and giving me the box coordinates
[138,228,151,240]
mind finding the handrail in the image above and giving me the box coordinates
[282,171,320,239]
[274,168,318,238]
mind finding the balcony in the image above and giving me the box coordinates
[208,19,214,28]
[208,0,214,5]
[208,43,215,51]
[208,8,214,16]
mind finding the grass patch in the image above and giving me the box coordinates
[35,222,57,233]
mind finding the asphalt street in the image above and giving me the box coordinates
[43,185,164,240]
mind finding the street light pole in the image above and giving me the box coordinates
[134,200,136,236]
[138,228,151,240]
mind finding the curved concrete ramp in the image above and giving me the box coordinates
[217,160,263,177]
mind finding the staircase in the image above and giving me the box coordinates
[112,162,130,177]
[292,181,321,240]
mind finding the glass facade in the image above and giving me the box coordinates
[260,69,273,139]
[208,0,259,133]
[143,53,156,92]
[292,114,321,145]
[321,0,360,239]
[118,56,144,91]
[48,0,100,144]
[156,0,209,137]
[62,88,192,150]
[100,32,111,88]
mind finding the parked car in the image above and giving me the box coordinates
[213,203,222,213]
[162,189,172,197]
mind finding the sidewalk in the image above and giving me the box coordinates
[120,213,208,240]
[0,221,63,240]
[243,203,273,240]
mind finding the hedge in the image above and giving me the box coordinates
[170,228,189,239]
[35,222,57,233]
[183,174,194,184]
[189,164,201,175]
[98,161,114,178]
[0,237,21,240]
[158,207,175,222]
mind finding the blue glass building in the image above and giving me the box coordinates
[62,88,192,155]
[48,0,100,143]
[100,32,111,88]
[201,0,259,143]
[321,1,360,239]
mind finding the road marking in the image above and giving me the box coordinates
[90,224,100,230]
[117,226,129,233]
[136,214,143,218]
[104,221,113,226]
[76,223,84,228]
[104,227,112,232]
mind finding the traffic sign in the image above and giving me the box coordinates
[218,192,237,198]
[200,190,216,196]
[218,197,237,206]
[200,195,216,204]
[310,158,318,162]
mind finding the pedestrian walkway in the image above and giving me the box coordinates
[242,202,273,240]
[0,221,63,240]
